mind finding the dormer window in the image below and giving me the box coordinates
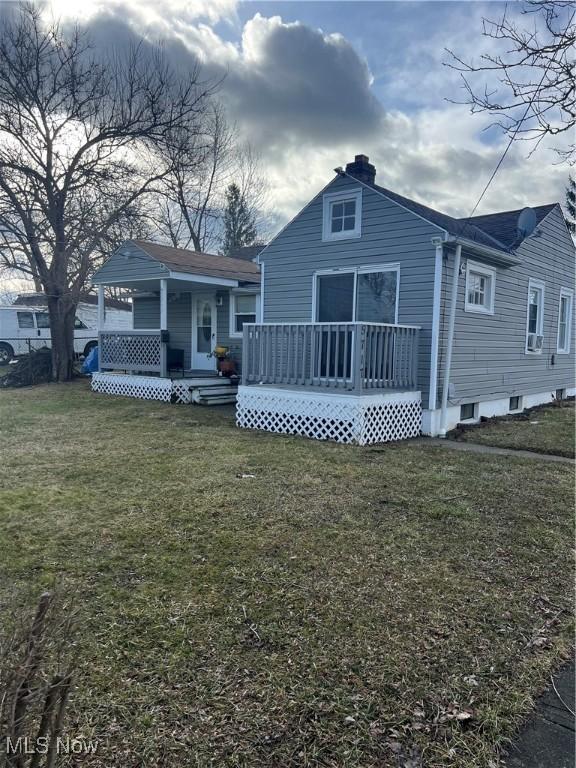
[322,189,362,241]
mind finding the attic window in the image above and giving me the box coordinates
[322,189,362,241]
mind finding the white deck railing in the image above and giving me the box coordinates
[242,322,420,392]
[99,330,166,375]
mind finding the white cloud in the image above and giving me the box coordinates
[42,2,573,230]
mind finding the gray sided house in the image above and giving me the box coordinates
[90,156,575,444]
[91,240,260,404]
[236,155,575,442]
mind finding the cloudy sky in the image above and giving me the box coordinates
[41,0,571,230]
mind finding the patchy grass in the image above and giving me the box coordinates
[454,401,575,458]
[0,381,573,768]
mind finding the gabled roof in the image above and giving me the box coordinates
[131,240,260,284]
[371,183,511,251]
[462,204,558,249]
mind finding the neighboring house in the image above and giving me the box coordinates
[90,240,260,404]
[237,155,575,442]
[90,156,575,443]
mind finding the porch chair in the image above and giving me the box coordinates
[167,347,185,376]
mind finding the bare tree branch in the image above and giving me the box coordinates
[444,0,575,162]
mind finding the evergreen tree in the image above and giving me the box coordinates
[566,176,576,234]
[222,183,257,256]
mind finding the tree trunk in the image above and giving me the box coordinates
[46,293,77,382]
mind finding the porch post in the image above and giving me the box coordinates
[160,278,168,377]
[97,285,105,329]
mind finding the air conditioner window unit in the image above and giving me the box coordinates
[527,333,543,351]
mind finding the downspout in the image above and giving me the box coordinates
[438,242,461,437]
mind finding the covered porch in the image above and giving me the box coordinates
[90,239,260,403]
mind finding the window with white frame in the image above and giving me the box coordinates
[557,287,573,354]
[465,261,495,314]
[525,279,545,353]
[322,189,362,241]
[230,293,257,337]
[314,265,399,324]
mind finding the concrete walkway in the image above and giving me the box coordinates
[415,438,575,465]
[504,661,575,768]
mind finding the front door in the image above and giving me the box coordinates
[191,295,217,371]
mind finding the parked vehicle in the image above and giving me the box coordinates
[0,300,132,364]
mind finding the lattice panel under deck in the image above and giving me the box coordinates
[358,400,422,443]
[236,389,422,445]
[171,381,193,404]
[91,373,172,402]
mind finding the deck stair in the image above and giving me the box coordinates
[189,378,238,405]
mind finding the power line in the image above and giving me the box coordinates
[462,7,575,235]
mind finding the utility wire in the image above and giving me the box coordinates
[461,7,575,237]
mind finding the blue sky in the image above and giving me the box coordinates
[43,0,571,226]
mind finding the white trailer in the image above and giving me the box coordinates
[0,301,132,364]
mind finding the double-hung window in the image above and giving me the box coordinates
[230,293,257,337]
[464,261,495,314]
[322,189,362,241]
[557,288,573,354]
[525,279,545,354]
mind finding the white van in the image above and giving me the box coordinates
[0,302,132,364]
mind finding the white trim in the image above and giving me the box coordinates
[169,271,239,287]
[464,260,496,315]
[525,278,545,355]
[322,188,362,242]
[97,285,106,330]
[423,388,573,436]
[259,262,265,322]
[428,242,443,410]
[229,292,258,339]
[557,287,573,354]
[92,272,240,288]
[312,263,400,324]
[439,244,462,437]
[160,279,168,330]
[191,294,217,371]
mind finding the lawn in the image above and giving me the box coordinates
[454,401,575,458]
[0,381,573,768]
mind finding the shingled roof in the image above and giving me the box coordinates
[132,241,260,284]
[462,204,558,249]
[372,183,512,251]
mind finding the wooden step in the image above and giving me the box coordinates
[196,394,238,406]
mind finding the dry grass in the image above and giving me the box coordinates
[0,380,573,767]
[454,401,575,458]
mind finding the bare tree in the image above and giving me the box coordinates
[0,3,214,381]
[152,104,233,253]
[153,105,270,254]
[445,1,575,160]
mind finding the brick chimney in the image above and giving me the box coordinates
[345,154,376,184]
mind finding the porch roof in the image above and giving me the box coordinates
[132,241,260,284]
[92,239,261,289]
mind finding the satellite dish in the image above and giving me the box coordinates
[517,207,537,238]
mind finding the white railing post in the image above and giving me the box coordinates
[160,279,168,378]
[97,285,105,330]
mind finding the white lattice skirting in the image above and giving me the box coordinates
[236,386,422,445]
[91,373,190,402]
